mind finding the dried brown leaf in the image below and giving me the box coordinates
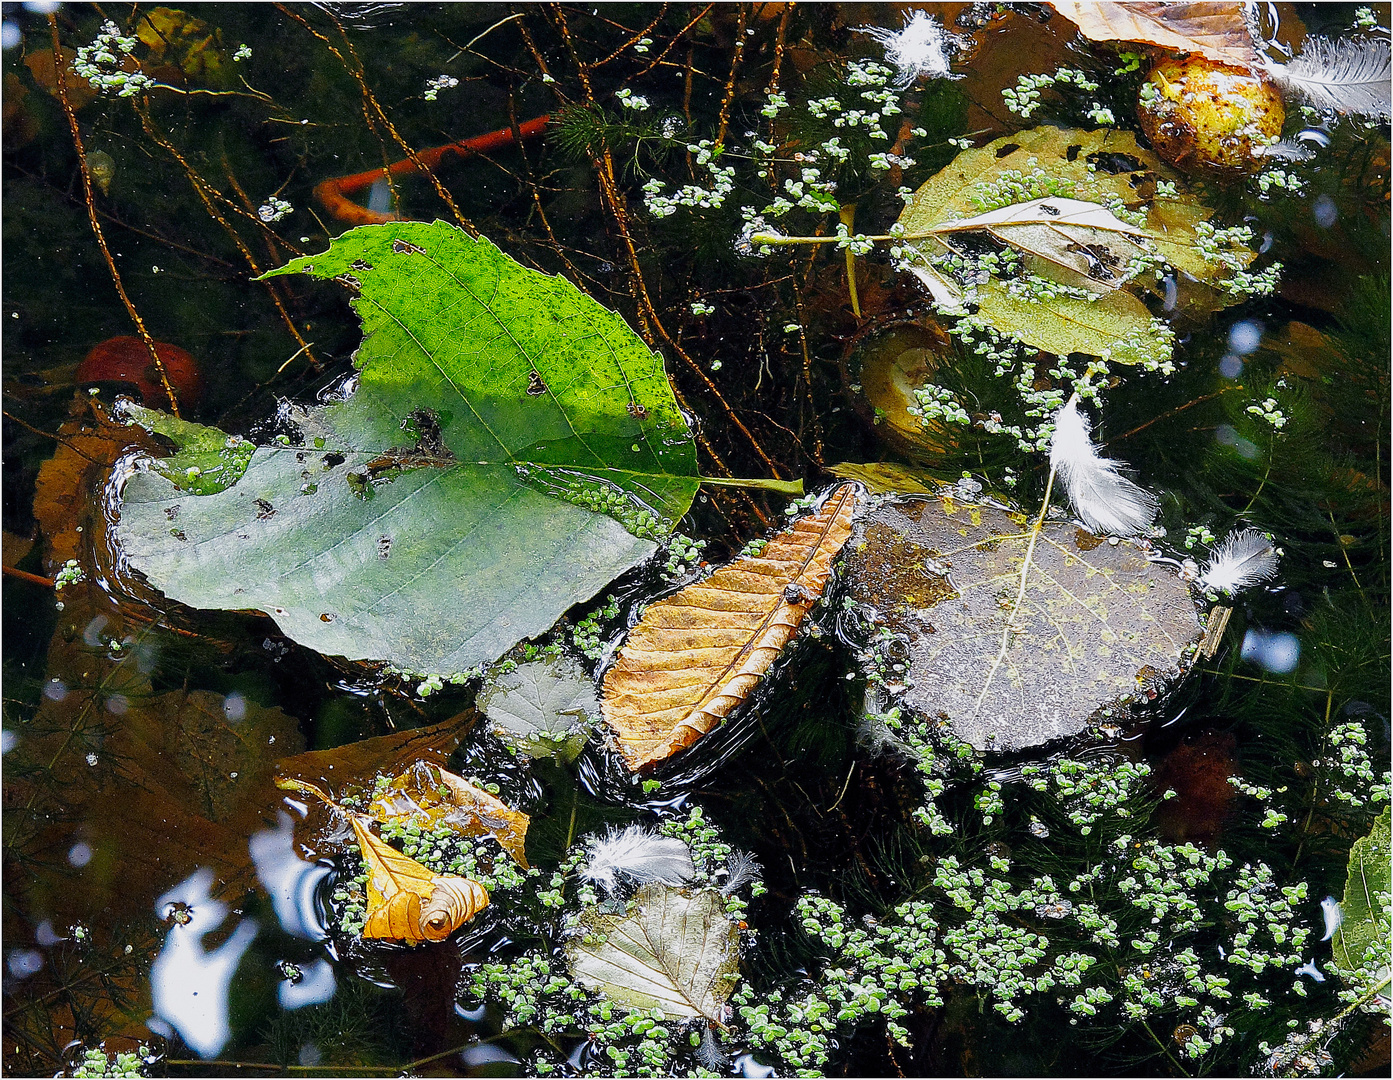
[602,486,859,771]
[1047,1,1262,68]
[367,762,530,868]
[274,711,476,795]
[352,817,489,944]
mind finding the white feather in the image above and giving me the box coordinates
[1049,396,1157,537]
[1320,895,1343,942]
[1199,529,1280,594]
[580,825,694,894]
[1268,36,1392,119]
[860,10,961,89]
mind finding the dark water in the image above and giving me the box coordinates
[2,4,1389,1078]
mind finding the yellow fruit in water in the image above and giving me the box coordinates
[1137,55,1284,173]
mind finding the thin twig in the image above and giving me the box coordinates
[48,15,179,416]
[714,4,748,146]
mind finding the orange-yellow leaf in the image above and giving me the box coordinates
[367,762,530,868]
[1047,2,1262,68]
[602,485,859,771]
[351,817,488,944]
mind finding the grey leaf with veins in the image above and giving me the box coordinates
[478,655,598,761]
[842,495,1202,751]
[566,884,740,1022]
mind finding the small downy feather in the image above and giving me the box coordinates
[1049,396,1157,537]
[860,10,961,88]
[1199,529,1280,594]
[580,825,695,894]
[1267,36,1392,119]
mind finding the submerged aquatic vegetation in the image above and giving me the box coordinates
[2,3,1388,1078]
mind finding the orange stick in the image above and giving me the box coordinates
[314,115,551,226]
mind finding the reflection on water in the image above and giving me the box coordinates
[249,809,332,941]
[279,958,337,1010]
[149,869,259,1059]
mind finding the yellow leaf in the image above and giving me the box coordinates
[367,762,530,868]
[351,817,488,944]
[602,486,859,771]
[1046,2,1262,68]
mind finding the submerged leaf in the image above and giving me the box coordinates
[352,817,489,944]
[368,762,530,868]
[116,222,700,674]
[478,655,598,762]
[602,486,859,770]
[842,495,1202,750]
[566,884,740,1021]
[1331,807,1391,984]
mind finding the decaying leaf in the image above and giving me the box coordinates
[274,711,477,796]
[566,884,740,1022]
[1332,807,1391,983]
[367,761,530,867]
[478,655,599,762]
[351,817,489,944]
[1046,2,1262,69]
[896,127,1261,363]
[842,495,1202,751]
[602,486,859,771]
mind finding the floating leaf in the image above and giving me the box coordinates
[896,127,1258,363]
[827,461,947,496]
[116,222,701,674]
[274,712,478,797]
[1332,807,1391,986]
[566,884,740,1022]
[1046,2,1262,68]
[478,655,599,762]
[368,762,530,868]
[602,486,859,771]
[351,817,489,944]
[842,495,1202,750]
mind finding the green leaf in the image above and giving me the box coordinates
[1332,807,1391,988]
[119,403,254,496]
[116,222,701,674]
[478,655,597,763]
[896,126,1259,363]
[566,884,740,1022]
[842,495,1203,750]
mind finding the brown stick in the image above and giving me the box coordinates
[48,15,180,417]
[714,4,748,146]
[3,566,54,588]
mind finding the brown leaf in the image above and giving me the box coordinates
[367,762,530,868]
[602,486,859,770]
[274,710,477,795]
[352,817,489,944]
[1047,1,1262,68]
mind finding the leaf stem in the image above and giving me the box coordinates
[973,463,1057,716]
[699,476,805,496]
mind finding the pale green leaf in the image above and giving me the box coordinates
[478,655,598,762]
[1332,807,1391,990]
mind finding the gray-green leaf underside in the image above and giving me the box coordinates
[566,884,740,1022]
[843,496,1203,751]
[478,655,598,761]
[117,222,700,674]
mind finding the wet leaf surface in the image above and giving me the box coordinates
[897,127,1256,362]
[1332,806,1391,979]
[478,655,598,763]
[368,762,530,868]
[566,884,740,1022]
[352,817,490,945]
[117,222,701,674]
[603,486,858,770]
[842,495,1202,750]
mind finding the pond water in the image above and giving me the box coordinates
[2,4,1389,1078]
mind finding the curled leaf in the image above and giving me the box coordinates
[352,817,489,944]
[1046,2,1262,68]
[602,486,859,770]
